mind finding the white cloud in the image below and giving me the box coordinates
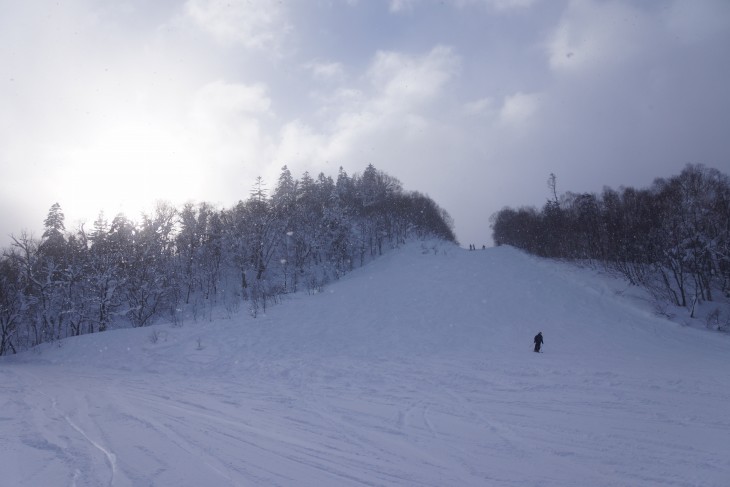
[271,45,461,178]
[168,45,460,203]
[192,80,272,119]
[189,80,275,181]
[546,0,655,75]
[389,0,417,13]
[367,45,460,112]
[184,0,290,49]
[498,92,539,127]
[275,120,329,168]
[305,61,346,83]
[463,97,495,117]
[390,0,539,13]
[465,0,539,11]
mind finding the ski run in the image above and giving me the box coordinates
[2,240,729,486]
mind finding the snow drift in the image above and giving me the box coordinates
[2,241,729,486]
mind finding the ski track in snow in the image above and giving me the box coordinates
[2,242,730,486]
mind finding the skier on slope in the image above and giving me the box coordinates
[533,332,544,353]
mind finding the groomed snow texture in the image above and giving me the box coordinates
[2,242,729,486]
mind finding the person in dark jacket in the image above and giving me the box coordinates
[533,332,544,353]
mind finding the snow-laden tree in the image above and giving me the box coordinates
[491,164,730,319]
[0,165,456,353]
[0,255,23,354]
[125,202,177,327]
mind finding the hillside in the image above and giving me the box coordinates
[2,241,729,486]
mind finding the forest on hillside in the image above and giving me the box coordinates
[491,164,730,328]
[0,164,455,355]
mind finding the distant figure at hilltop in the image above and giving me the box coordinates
[534,332,544,353]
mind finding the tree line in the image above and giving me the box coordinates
[0,164,455,355]
[491,164,730,326]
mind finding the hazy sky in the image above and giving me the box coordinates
[2,0,729,248]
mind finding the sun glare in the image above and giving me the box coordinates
[58,112,203,227]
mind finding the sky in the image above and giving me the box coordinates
[1,0,729,248]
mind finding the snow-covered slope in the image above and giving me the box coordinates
[2,241,729,486]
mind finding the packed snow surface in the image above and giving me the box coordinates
[2,242,729,486]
